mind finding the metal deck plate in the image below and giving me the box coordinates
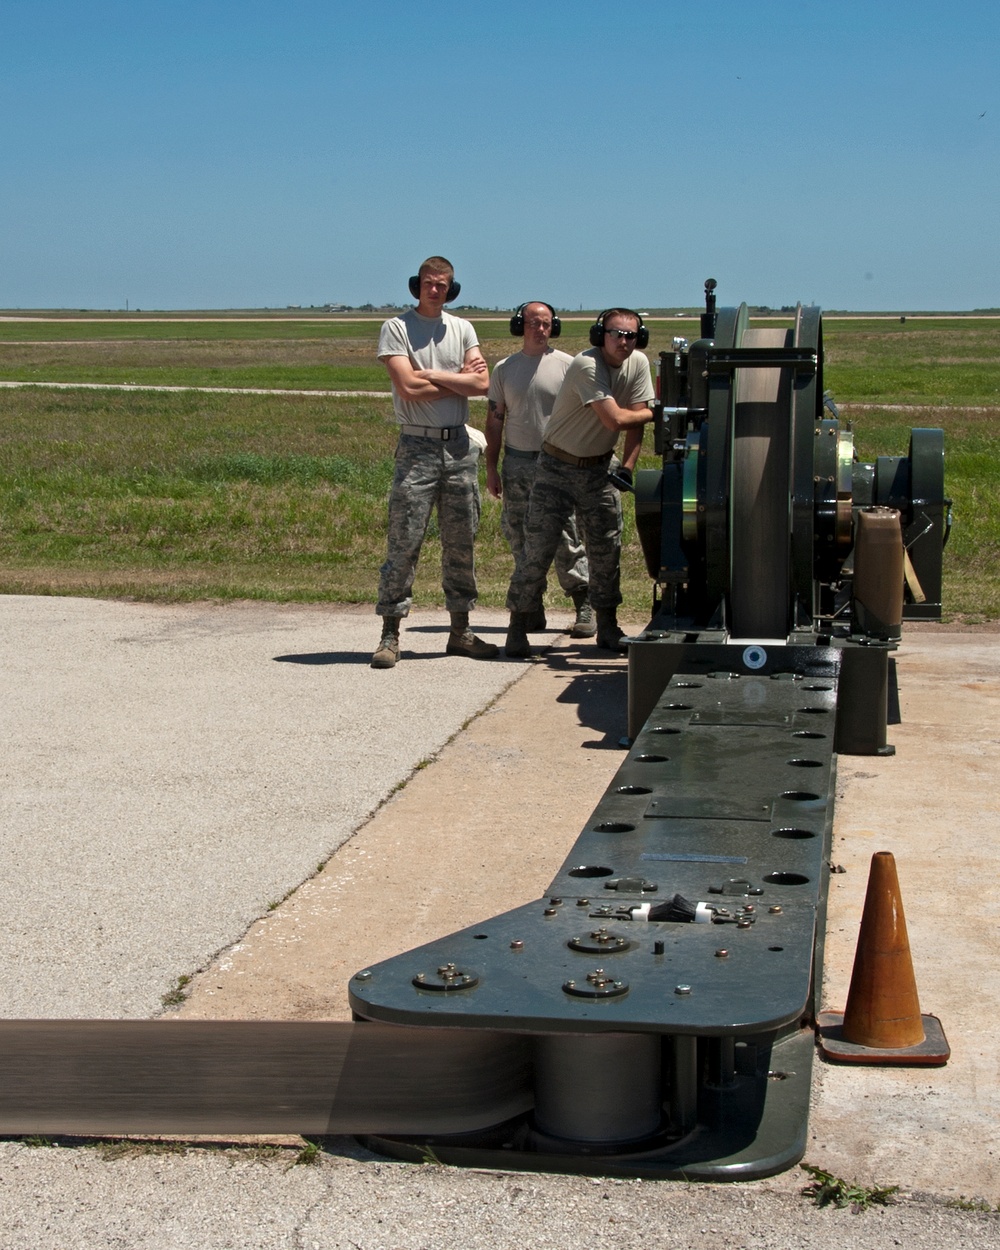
[351,654,838,1036]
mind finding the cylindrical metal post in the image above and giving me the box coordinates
[665,1034,698,1135]
[533,1033,662,1144]
[706,1035,737,1089]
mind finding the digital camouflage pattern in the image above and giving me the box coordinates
[377,433,481,618]
[500,454,588,596]
[507,454,623,614]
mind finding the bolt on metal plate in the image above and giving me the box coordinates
[412,964,479,992]
[567,928,631,955]
[562,969,629,999]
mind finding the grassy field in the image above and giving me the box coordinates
[0,314,996,620]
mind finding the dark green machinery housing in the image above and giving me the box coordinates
[630,280,949,740]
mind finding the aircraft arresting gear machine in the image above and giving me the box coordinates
[0,284,949,1182]
[346,283,949,1179]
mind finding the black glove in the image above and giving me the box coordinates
[609,466,634,493]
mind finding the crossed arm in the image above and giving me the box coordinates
[383,348,489,403]
[590,397,654,472]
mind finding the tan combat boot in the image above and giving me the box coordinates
[569,588,597,638]
[446,612,499,660]
[371,616,401,669]
[504,612,531,658]
[595,610,628,653]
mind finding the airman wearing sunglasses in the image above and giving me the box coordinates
[504,308,654,657]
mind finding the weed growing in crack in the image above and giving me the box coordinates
[161,974,192,1008]
[288,1138,322,1168]
[946,1196,998,1212]
[800,1164,899,1212]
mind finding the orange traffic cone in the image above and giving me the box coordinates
[817,850,949,1065]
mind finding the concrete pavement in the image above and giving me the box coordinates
[0,597,524,1017]
[0,597,998,1247]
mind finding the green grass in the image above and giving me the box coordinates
[0,318,385,342]
[0,315,996,618]
[825,318,1000,405]
[0,363,390,390]
[3,316,999,404]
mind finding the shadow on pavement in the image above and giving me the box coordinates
[545,649,629,749]
[273,650,456,665]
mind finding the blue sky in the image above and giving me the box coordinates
[1,0,997,311]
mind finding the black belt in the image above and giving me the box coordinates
[504,446,539,460]
[542,442,613,469]
[401,425,465,441]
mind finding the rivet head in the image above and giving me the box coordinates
[715,949,729,958]
[544,907,557,916]
[769,904,783,914]
[510,940,524,950]
[354,970,372,981]
[576,899,590,907]
[737,919,752,929]
[675,984,692,995]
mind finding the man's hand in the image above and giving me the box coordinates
[486,465,502,499]
[417,348,489,397]
[414,358,486,384]
[384,355,450,402]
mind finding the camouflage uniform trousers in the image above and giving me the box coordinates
[500,451,589,596]
[506,452,623,614]
[377,431,481,618]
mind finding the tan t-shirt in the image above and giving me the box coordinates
[487,348,573,452]
[377,309,479,429]
[544,348,654,458]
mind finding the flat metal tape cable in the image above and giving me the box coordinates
[729,328,793,639]
[0,1019,532,1137]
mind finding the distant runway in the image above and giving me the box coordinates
[0,380,396,399]
[1,313,997,324]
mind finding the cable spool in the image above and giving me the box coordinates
[728,328,793,639]
[533,1033,662,1144]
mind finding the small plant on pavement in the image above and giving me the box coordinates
[160,974,191,1008]
[289,1138,322,1168]
[800,1164,899,1212]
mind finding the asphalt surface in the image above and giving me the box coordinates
[0,596,998,1248]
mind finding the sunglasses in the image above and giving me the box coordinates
[605,329,638,342]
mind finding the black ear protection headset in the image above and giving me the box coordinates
[509,301,561,338]
[589,308,649,350]
[408,273,461,303]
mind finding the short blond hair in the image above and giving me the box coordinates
[418,255,454,281]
